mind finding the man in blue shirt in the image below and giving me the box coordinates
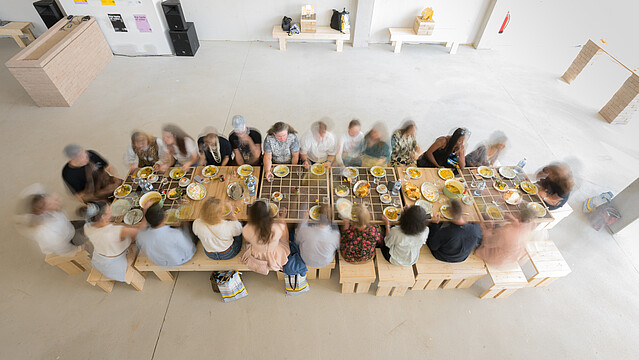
[136,205,196,267]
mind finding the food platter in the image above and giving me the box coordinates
[370,166,386,178]
[170,168,185,180]
[421,182,439,202]
[113,184,132,199]
[335,185,349,197]
[405,167,422,180]
[478,166,495,178]
[202,165,218,178]
[486,205,504,220]
[499,167,516,179]
[167,187,182,200]
[273,165,290,178]
[440,205,452,220]
[177,204,194,219]
[139,191,162,208]
[443,179,465,199]
[383,206,401,222]
[342,167,359,179]
[111,199,132,217]
[493,179,509,192]
[404,182,421,200]
[124,209,143,225]
[310,205,321,221]
[186,183,206,200]
[504,189,522,205]
[311,163,326,176]
[335,198,353,220]
[527,202,547,217]
[137,167,153,178]
[237,164,253,177]
[227,182,243,200]
[353,180,371,198]
[520,181,538,195]
[415,199,432,214]
[438,168,454,180]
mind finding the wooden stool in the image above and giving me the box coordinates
[479,262,528,299]
[87,247,145,293]
[277,257,336,280]
[44,249,91,275]
[412,248,486,290]
[0,22,36,48]
[374,249,415,296]
[338,253,376,294]
[521,240,571,287]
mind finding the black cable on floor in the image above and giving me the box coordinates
[150,272,179,360]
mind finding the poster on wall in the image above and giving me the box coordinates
[74,0,88,4]
[108,14,128,32]
[134,14,152,33]
[101,0,116,5]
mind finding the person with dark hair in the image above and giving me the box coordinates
[337,119,365,167]
[263,122,300,181]
[158,124,199,171]
[361,122,391,167]
[62,144,121,203]
[390,120,421,166]
[427,199,482,263]
[475,208,535,266]
[380,205,429,266]
[300,120,337,168]
[228,115,262,166]
[295,204,340,268]
[241,201,290,272]
[136,204,196,267]
[536,162,574,211]
[417,128,468,170]
[465,131,508,167]
[125,130,164,172]
[197,127,232,167]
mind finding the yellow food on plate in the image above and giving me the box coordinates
[170,168,185,179]
[269,203,278,217]
[438,168,454,180]
[521,181,538,194]
[421,183,439,202]
[203,165,218,177]
[371,166,385,177]
[274,165,289,177]
[479,168,493,177]
[238,165,253,176]
[445,184,461,194]
[114,185,131,198]
[311,163,325,175]
[404,183,420,200]
[384,207,400,221]
[440,205,452,219]
[310,205,321,220]
[355,182,371,197]
[137,167,153,178]
[487,206,503,220]
[407,168,421,178]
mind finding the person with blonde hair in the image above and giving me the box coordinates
[197,127,232,167]
[192,198,242,260]
[125,130,164,171]
[339,205,382,263]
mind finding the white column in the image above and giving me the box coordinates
[352,0,376,48]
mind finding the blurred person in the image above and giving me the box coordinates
[361,122,391,167]
[125,131,164,172]
[340,205,382,263]
[300,120,337,168]
[475,207,536,266]
[390,120,421,166]
[228,115,262,166]
[295,204,340,268]
[192,198,243,260]
[197,127,232,166]
[157,124,199,172]
[380,205,429,266]
[263,122,300,181]
[337,119,365,167]
[417,127,468,170]
[427,199,481,263]
[62,144,121,203]
[536,162,574,211]
[465,131,508,167]
[241,201,290,272]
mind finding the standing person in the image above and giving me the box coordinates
[337,119,365,167]
[241,201,290,272]
[380,205,429,266]
[295,204,340,268]
[361,122,391,167]
[390,120,421,166]
[475,209,535,266]
[465,131,508,167]
[340,205,383,263]
[417,128,468,170]
[125,131,164,172]
[228,115,262,166]
[192,198,243,260]
[197,127,232,166]
[136,205,196,267]
[62,144,121,203]
[300,120,338,168]
[536,162,574,210]
[262,122,300,181]
[157,124,199,172]
[427,199,482,263]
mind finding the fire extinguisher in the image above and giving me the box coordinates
[499,11,510,33]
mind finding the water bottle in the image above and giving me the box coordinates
[391,181,401,196]
[514,157,527,173]
[247,176,256,197]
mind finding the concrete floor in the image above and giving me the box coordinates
[1,38,639,359]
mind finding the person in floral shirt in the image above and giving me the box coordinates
[390,120,421,166]
[339,205,382,263]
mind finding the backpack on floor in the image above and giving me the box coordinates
[282,16,292,32]
[330,8,350,33]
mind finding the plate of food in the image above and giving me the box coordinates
[273,165,290,178]
[177,204,194,219]
[111,199,132,217]
[335,185,349,197]
[342,167,359,179]
[223,203,233,216]
[527,202,547,217]
[383,206,401,222]
[113,184,132,199]
[167,187,182,200]
[186,183,206,201]
[486,205,504,220]
[493,179,509,192]
[440,205,453,220]
[310,205,321,221]
[170,168,185,180]
[415,199,432,214]
[165,209,179,226]
[310,163,326,176]
[443,179,465,199]
[335,198,353,220]
[124,209,144,225]
[461,194,473,206]
[269,203,279,217]
[353,180,371,198]
[438,168,454,180]
[137,167,153,178]
[139,191,162,208]
[370,166,386,178]
[520,181,538,195]
[406,167,422,180]
[179,177,191,187]
[147,174,159,183]
[227,182,243,200]
[380,194,392,204]
[202,165,218,178]
[272,191,283,202]
[421,182,439,202]
[504,189,522,205]
[404,182,421,200]
[237,164,253,177]
[478,166,495,178]
[376,184,388,194]
[499,167,517,179]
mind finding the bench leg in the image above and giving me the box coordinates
[318,267,331,279]
[96,281,115,293]
[306,269,317,280]
[391,286,408,297]
[412,279,428,290]
[25,28,36,41]
[74,251,92,271]
[57,261,84,275]
[128,269,145,291]
[276,271,284,280]
[336,40,343,52]
[355,282,371,294]
[11,35,26,48]
[480,285,500,299]
[341,282,355,294]
[393,40,402,53]
[376,285,392,296]
[534,277,558,288]
[154,271,175,282]
[425,279,442,290]
[442,279,464,289]
[449,42,459,54]
[457,276,483,289]
[279,38,286,51]
[495,289,518,298]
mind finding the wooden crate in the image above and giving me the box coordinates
[301,13,317,33]
[413,16,435,35]
[4,17,112,107]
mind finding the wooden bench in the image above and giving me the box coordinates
[134,243,249,281]
[44,248,91,275]
[338,253,376,294]
[374,249,415,296]
[276,256,336,280]
[521,240,571,287]
[0,22,36,48]
[87,247,145,293]
[388,28,459,54]
[412,248,487,290]
[272,25,350,52]
[479,262,528,299]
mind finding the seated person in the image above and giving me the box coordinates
[197,127,232,166]
[417,128,468,170]
[475,208,535,266]
[536,162,574,211]
[427,199,481,263]
[465,131,508,167]
[381,205,429,266]
[62,144,121,203]
[136,204,196,267]
[157,124,199,172]
[340,205,382,263]
[296,204,340,268]
[300,120,337,168]
[263,122,300,180]
[337,119,365,167]
[390,120,421,166]
[125,131,164,172]
[241,201,290,272]
[228,115,262,166]
[192,198,243,260]
[361,122,391,167]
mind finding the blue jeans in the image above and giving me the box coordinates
[205,235,242,260]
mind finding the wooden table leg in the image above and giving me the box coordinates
[25,28,36,41]
[336,40,343,52]
[341,282,355,294]
[154,270,175,282]
[393,40,402,53]
[12,35,26,48]
[279,38,286,51]
[355,282,371,293]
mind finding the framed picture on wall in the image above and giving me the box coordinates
[108,14,128,32]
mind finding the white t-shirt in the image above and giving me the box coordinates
[192,219,242,253]
[84,223,131,256]
[124,139,165,166]
[15,212,79,257]
[295,222,340,268]
[159,137,198,165]
[300,131,337,163]
[337,132,364,164]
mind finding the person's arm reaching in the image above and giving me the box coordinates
[425,137,446,168]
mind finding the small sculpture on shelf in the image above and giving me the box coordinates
[414,7,435,35]
[301,4,317,33]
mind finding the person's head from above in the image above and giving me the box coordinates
[83,201,111,225]
[30,194,59,215]
[399,120,417,137]
[352,205,371,228]
[64,144,89,167]
[449,199,464,222]
[248,200,274,244]
[232,115,248,136]
[200,197,223,225]
[446,127,468,153]
[518,205,535,225]
[348,119,361,137]
[316,203,330,226]
[131,131,154,152]
[544,162,574,193]
[367,122,388,145]
[486,130,508,151]
[162,124,190,154]
[145,204,165,228]
[267,122,296,143]
[399,205,428,235]
[311,121,328,141]
[199,126,220,148]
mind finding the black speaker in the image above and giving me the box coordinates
[33,0,64,29]
[169,22,199,56]
[162,0,187,31]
